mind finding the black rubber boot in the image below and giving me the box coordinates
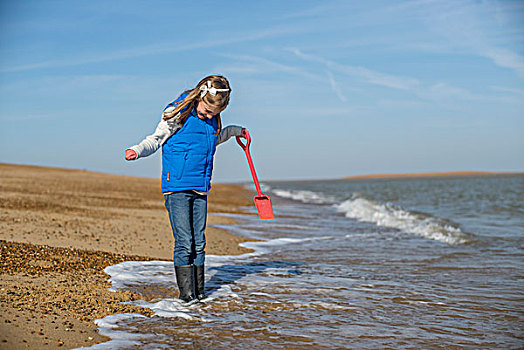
[193,265,206,300]
[175,265,197,304]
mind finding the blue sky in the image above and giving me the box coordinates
[1,0,523,182]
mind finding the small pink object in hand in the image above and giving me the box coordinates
[125,149,137,161]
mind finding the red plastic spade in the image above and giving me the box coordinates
[236,130,274,220]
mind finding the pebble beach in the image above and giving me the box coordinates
[0,163,256,349]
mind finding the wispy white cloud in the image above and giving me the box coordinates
[391,0,524,78]
[326,70,347,102]
[289,48,420,90]
[1,74,130,94]
[274,1,360,21]
[480,47,524,78]
[217,53,358,102]
[1,26,302,73]
[0,113,54,122]
[418,82,478,101]
[488,85,524,105]
[288,48,493,105]
[490,85,524,96]
[217,53,326,83]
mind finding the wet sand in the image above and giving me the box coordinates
[0,163,256,349]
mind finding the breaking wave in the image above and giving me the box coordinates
[270,188,335,204]
[334,196,470,245]
[271,187,470,245]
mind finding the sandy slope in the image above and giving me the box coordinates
[0,163,257,349]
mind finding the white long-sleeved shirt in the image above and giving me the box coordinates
[128,113,244,159]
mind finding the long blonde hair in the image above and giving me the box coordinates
[163,75,231,135]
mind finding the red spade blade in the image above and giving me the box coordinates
[254,195,274,220]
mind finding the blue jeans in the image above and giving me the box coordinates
[164,191,207,266]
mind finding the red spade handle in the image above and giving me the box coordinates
[236,129,251,149]
[236,130,263,197]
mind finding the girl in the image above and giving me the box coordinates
[125,75,247,304]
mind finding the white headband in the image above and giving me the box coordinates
[199,80,229,98]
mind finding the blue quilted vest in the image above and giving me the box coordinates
[161,95,218,193]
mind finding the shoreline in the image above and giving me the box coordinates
[0,163,258,349]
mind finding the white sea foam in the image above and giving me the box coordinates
[78,252,256,349]
[271,188,335,204]
[239,236,333,257]
[105,261,174,292]
[105,257,247,300]
[255,237,309,245]
[250,292,272,297]
[73,313,153,350]
[100,234,313,324]
[335,197,469,245]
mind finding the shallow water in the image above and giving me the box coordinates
[78,175,524,349]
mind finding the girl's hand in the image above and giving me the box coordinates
[241,128,249,139]
[125,149,137,160]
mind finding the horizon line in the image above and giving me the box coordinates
[1,162,522,183]
[342,170,523,180]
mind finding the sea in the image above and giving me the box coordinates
[77,174,523,349]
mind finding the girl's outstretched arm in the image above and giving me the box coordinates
[125,117,182,160]
[217,125,246,145]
